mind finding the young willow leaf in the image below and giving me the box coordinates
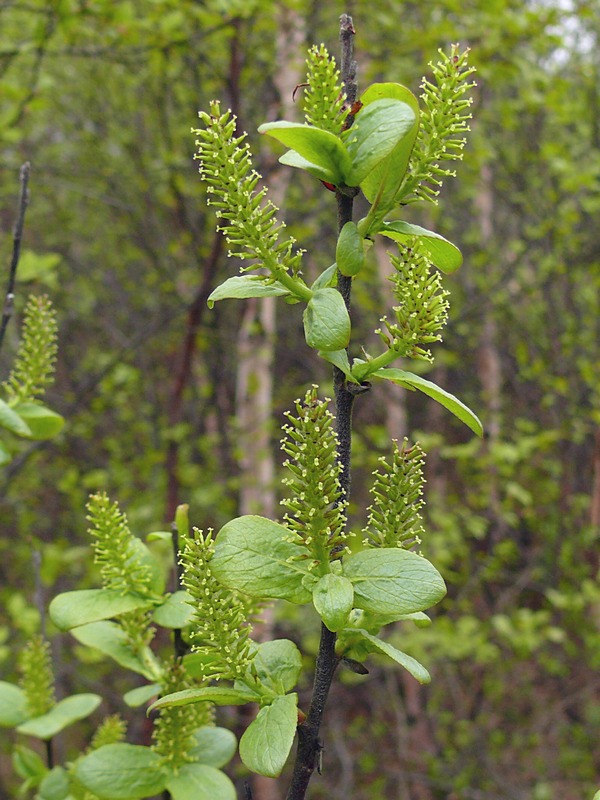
[343,548,446,617]
[0,682,29,726]
[343,99,416,186]
[211,516,311,603]
[11,403,64,440]
[371,368,483,437]
[149,687,258,713]
[207,276,290,308]
[312,574,354,632]
[69,621,158,679]
[252,640,303,695]
[74,744,167,799]
[258,121,350,186]
[17,694,101,739]
[354,630,431,684]
[336,221,365,277]
[239,694,298,778]
[49,589,153,631]
[303,288,351,351]
[378,220,462,273]
[189,726,238,769]
[166,763,236,800]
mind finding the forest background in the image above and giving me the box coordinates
[0,0,599,798]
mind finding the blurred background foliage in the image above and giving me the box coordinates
[0,0,598,798]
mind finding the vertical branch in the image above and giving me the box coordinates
[0,162,31,352]
[287,15,363,800]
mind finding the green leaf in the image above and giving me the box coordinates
[128,537,165,595]
[378,221,463,273]
[371,369,483,436]
[49,589,154,631]
[70,621,157,679]
[211,515,311,603]
[0,440,12,465]
[123,684,161,708]
[303,288,351,352]
[146,530,172,542]
[166,763,236,800]
[239,694,298,778]
[17,694,101,739]
[312,574,354,632]
[0,681,29,726]
[359,83,420,207]
[317,348,358,382]
[279,149,339,184]
[252,639,302,695]
[207,276,290,308]
[74,744,167,799]
[344,99,416,186]
[152,590,194,629]
[13,744,47,780]
[258,121,350,186]
[336,222,364,277]
[149,686,257,712]
[13,403,64,440]
[0,398,32,437]
[310,263,338,291]
[189,726,237,768]
[343,548,446,616]
[354,630,431,684]
[38,766,71,800]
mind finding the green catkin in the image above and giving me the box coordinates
[18,634,55,717]
[377,238,449,362]
[3,294,58,404]
[280,386,348,562]
[180,527,254,682]
[303,44,348,134]
[364,439,426,550]
[193,102,303,277]
[400,45,476,204]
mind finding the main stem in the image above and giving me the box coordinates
[286,16,359,800]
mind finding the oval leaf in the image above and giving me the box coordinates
[371,368,483,436]
[152,590,194,629]
[50,589,153,631]
[208,276,290,308]
[252,639,302,695]
[0,681,29,726]
[343,548,446,617]
[74,743,167,799]
[211,515,311,603]
[318,348,359,382]
[258,121,350,185]
[123,684,161,708]
[17,694,101,739]
[312,574,354,632]
[166,762,236,800]
[336,222,364,277]
[150,686,257,712]
[303,288,351,352]
[13,403,65,440]
[379,220,463,273]
[189,726,238,769]
[0,398,31,437]
[38,766,70,800]
[343,99,416,186]
[279,149,338,184]
[70,621,158,679]
[359,83,420,208]
[239,694,298,778]
[355,629,431,684]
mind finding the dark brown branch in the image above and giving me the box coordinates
[0,162,30,353]
[286,16,361,800]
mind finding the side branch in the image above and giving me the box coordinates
[0,162,31,352]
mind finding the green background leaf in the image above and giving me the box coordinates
[189,726,237,769]
[17,694,101,739]
[166,762,236,800]
[50,589,154,630]
[0,681,29,726]
[74,744,166,799]
[239,694,298,778]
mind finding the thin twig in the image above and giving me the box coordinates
[0,162,31,352]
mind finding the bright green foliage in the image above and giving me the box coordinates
[18,634,55,718]
[280,386,348,561]
[152,660,213,772]
[3,294,57,404]
[302,44,348,134]
[86,492,153,597]
[401,45,476,204]
[193,102,304,280]
[179,527,254,681]
[364,439,426,549]
[378,237,450,362]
